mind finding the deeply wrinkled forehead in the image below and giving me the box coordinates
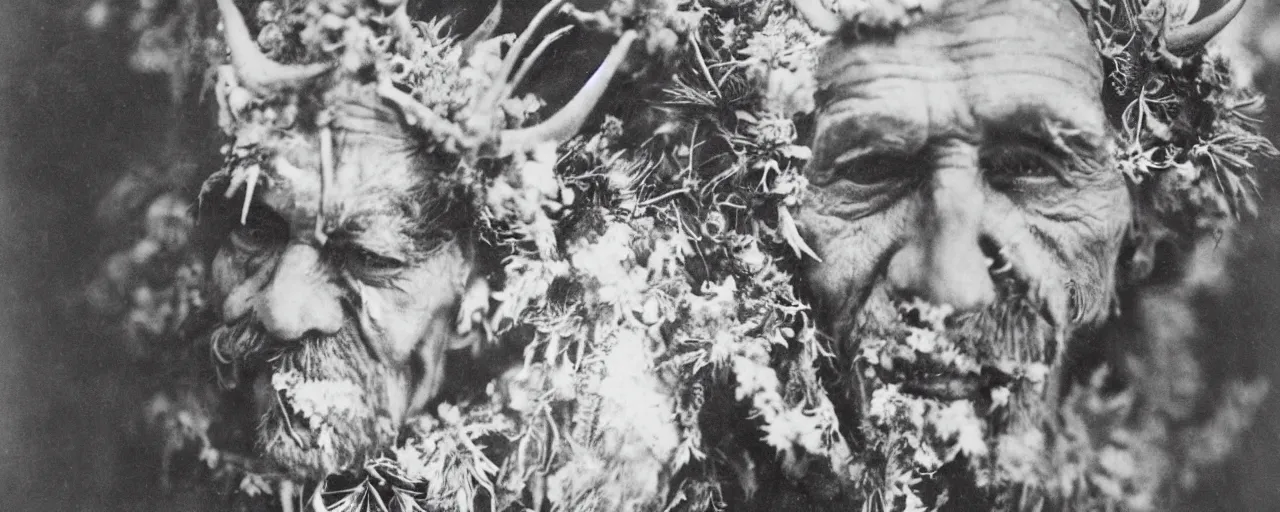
[263,129,427,212]
[816,0,1101,91]
[819,0,1100,81]
[201,124,450,241]
[810,0,1106,169]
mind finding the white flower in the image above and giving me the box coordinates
[932,401,988,458]
[990,386,1011,409]
[905,328,938,354]
[394,444,432,482]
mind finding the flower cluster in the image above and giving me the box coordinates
[87,0,1275,511]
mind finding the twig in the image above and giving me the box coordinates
[692,40,722,98]
[275,390,307,449]
[639,188,691,207]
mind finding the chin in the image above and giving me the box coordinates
[243,330,404,478]
[256,396,396,478]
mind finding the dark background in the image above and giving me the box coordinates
[0,2,172,509]
[3,1,1280,510]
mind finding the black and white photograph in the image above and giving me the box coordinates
[3,0,1280,510]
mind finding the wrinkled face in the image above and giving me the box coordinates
[202,129,481,476]
[798,0,1130,399]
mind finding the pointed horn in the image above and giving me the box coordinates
[498,0,566,84]
[481,0,566,111]
[1166,0,1245,54]
[461,0,504,61]
[216,0,331,93]
[498,30,636,156]
[508,25,574,95]
[790,0,841,34]
[387,1,419,56]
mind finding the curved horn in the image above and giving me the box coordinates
[387,1,419,56]
[508,25,574,94]
[481,0,567,111]
[1166,0,1245,54]
[498,30,637,156]
[216,0,331,93]
[497,0,566,84]
[790,0,841,34]
[461,0,504,61]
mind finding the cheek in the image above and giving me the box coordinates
[1014,184,1131,313]
[799,191,915,316]
[361,251,470,360]
[212,249,250,319]
[211,247,276,321]
[211,251,240,297]
[1059,186,1131,276]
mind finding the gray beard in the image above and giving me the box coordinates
[844,283,1063,409]
[207,318,400,478]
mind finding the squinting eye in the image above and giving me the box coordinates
[417,231,454,255]
[982,147,1063,186]
[346,246,406,272]
[837,155,917,187]
[230,222,282,252]
[227,204,288,252]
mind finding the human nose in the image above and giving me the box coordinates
[885,141,996,311]
[257,243,344,341]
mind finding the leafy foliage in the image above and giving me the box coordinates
[86,0,1275,511]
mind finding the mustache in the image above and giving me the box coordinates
[853,273,1062,366]
[206,315,385,390]
[200,316,402,477]
[940,292,1056,365]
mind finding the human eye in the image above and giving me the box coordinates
[414,229,454,255]
[982,145,1067,189]
[828,141,925,188]
[815,149,925,220]
[229,208,288,253]
[343,245,407,272]
[325,238,409,287]
[837,154,916,187]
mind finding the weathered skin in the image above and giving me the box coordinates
[797,0,1130,390]
[195,0,638,477]
[201,102,486,476]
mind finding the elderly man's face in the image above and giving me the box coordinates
[202,130,482,476]
[798,0,1130,398]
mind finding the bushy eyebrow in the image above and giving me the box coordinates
[821,112,929,167]
[821,109,1107,171]
[327,191,465,261]
[985,106,1107,156]
[329,210,417,259]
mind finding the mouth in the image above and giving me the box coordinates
[251,366,397,477]
[854,281,1059,402]
[207,319,403,476]
[875,358,1019,401]
[251,369,317,447]
[271,381,312,448]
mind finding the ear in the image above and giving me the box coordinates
[451,274,492,352]
[1126,230,1159,284]
[403,273,490,416]
[1121,213,1167,285]
[407,327,451,417]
